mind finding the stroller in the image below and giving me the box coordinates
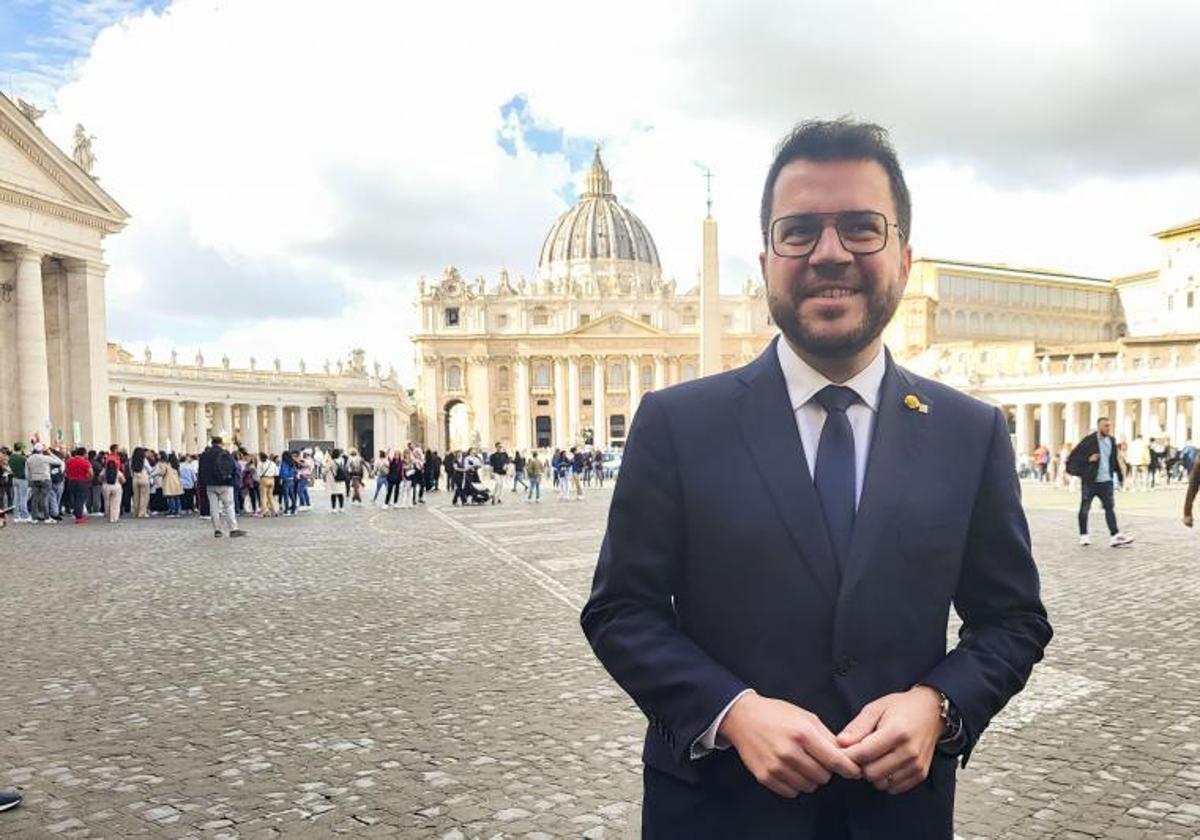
[462,466,491,505]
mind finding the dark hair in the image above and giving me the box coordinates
[211,436,223,446]
[169,453,180,470]
[131,447,145,472]
[1097,416,1110,424]
[760,117,911,242]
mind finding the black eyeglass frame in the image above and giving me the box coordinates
[765,210,904,258]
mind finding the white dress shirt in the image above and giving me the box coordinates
[690,340,886,758]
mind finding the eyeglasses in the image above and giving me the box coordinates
[767,210,902,258]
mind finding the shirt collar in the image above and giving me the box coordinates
[775,337,886,413]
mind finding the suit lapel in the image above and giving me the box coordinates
[839,353,927,601]
[735,338,840,602]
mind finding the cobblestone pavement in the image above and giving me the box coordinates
[2,479,1199,838]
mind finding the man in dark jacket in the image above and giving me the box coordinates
[198,436,246,538]
[1066,417,1133,548]
[488,443,510,504]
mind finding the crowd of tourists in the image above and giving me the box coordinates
[1024,436,1197,490]
[440,444,609,505]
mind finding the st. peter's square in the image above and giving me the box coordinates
[2,2,1200,838]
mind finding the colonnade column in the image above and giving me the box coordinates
[297,406,311,441]
[567,355,580,447]
[1192,395,1200,444]
[338,405,350,450]
[1037,402,1052,448]
[271,403,285,453]
[629,355,643,421]
[1115,398,1128,442]
[64,259,110,447]
[15,247,50,441]
[1166,394,1179,443]
[515,356,531,451]
[169,400,185,453]
[1089,400,1103,434]
[114,396,130,450]
[1139,398,1153,440]
[592,356,607,449]
[242,405,260,453]
[553,358,567,449]
[219,401,234,441]
[142,399,158,449]
[1014,403,1032,458]
[1063,401,1079,448]
[654,355,667,391]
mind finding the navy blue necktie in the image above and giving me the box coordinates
[813,385,858,569]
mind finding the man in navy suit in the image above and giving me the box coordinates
[581,119,1052,839]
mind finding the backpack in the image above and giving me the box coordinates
[215,449,236,483]
[104,460,119,485]
[334,459,349,483]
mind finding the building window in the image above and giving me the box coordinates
[535,416,552,448]
[609,362,626,389]
[536,399,549,406]
[640,313,651,325]
[609,414,626,441]
[641,365,653,388]
[498,366,510,391]
[582,398,592,406]
[582,366,593,388]
[444,307,460,327]
[579,314,590,326]
[497,313,509,328]
[446,364,462,391]
[534,362,551,387]
[533,306,550,326]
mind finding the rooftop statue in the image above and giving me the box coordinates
[72,124,96,174]
[16,99,44,123]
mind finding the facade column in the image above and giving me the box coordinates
[337,405,350,450]
[1037,402,1052,447]
[553,357,567,449]
[1166,394,1179,444]
[216,401,231,442]
[515,355,531,451]
[1089,400,1102,433]
[1063,401,1079,448]
[1015,403,1032,459]
[1192,395,1200,445]
[297,405,311,441]
[1139,397,1152,440]
[668,355,680,386]
[168,400,185,453]
[1115,398,1129,442]
[141,398,158,449]
[15,247,50,441]
[629,355,643,421]
[567,355,580,446]
[114,396,130,451]
[372,407,385,453]
[65,259,110,447]
[654,354,667,391]
[469,357,491,447]
[271,403,286,453]
[592,355,607,449]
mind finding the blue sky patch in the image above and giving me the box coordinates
[497,93,595,205]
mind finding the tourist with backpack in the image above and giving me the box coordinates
[198,436,246,538]
[325,448,348,512]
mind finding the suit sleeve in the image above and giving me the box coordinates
[922,407,1053,766]
[580,391,748,764]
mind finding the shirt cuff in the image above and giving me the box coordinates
[689,689,755,759]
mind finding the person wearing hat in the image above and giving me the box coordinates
[25,442,64,524]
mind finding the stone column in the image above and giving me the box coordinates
[1114,398,1128,442]
[1089,400,1103,434]
[1038,402,1053,447]
[1015,403,1032,459]
[271,403,286,453]
[1166,394,1179,443]
[592,355,607,449]
[242,405,260,453]
[140,398,157,449]
[297,406,311,441]
[1063,401,1079,448]
[567,355,580,445]
[469,358,491,446]
[216,401,231,442]
[15,247,50,441]
[1192,395,1200,444]
[169,400,185,453]
[372,407,386,453]
[654,355,667,391]
[1139,397,1153,440]
[552,358,568,449]
[629,355,643,421]
[114,395,130,450]
[515,356,531,451]
[668,355,680,386]
[65,259,110,447]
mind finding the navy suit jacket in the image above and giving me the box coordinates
[581,338,1052,839]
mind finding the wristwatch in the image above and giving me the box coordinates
[932,689,966,753]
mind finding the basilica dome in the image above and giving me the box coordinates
[537,148,662,284]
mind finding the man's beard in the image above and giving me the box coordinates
[767,275,903,359]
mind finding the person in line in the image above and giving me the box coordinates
[179,453,197,513]
[525,450,544,502]
[556,450,571,502]
[443,450,458,492]
[198,436,246,538]
[240,451,260,516]
[409,443,426,506]
[385,449,403,508]
[425,448,441,493]
[279,451,298,516]
[129,447,152,518]
[297,450,314,509]
[1066,417,1134,547]
[325,448,348,513]
[373,450,390,506]
[88,449,104,515]
[511,449,528,493]
[346,448,367,505]
[163,453,183,517]
[570,447,586,500]
[581,118,1051,839]
[26,443,64,523]
[100,445,124,523]
[592,449,606,488]
[46,446,66,521]
[65,446,94,524]
[8,442,29,522]
[257,453,279,517]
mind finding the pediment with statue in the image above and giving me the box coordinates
[565,312,669,338]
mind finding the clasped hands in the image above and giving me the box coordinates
[716,686,944,798]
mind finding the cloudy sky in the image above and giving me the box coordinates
[3,0,1199,381]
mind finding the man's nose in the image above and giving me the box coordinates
[808,223,853,266]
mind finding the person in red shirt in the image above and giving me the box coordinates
[65,447,94,523]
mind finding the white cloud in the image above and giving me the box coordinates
[24,0,1200,381]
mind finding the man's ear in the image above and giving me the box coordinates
[758,250,768,284]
